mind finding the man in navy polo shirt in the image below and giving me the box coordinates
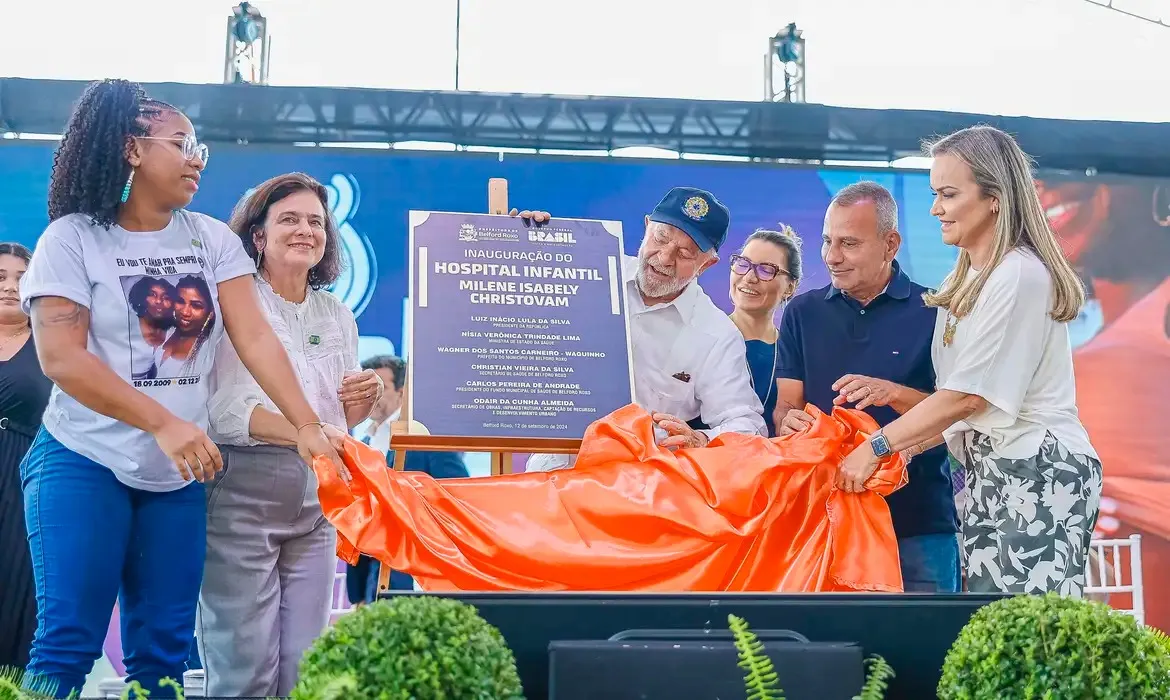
[773,181,960,592]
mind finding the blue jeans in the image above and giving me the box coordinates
[899,533,961,593]
[20,428,205,698]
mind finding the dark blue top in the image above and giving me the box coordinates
[745,339,779,437]
[775,261,958,539]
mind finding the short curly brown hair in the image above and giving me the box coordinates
[226,172,343,289]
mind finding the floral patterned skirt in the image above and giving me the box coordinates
[956,431,1102,597]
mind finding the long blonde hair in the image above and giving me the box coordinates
[922,126,1085,322]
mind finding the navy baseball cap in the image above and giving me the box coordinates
[648,187,730,253]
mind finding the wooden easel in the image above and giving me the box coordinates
[377,178,583,597]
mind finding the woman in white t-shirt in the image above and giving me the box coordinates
[836,125,1101,597]
[18,79,345,698]
[197,173,383,697]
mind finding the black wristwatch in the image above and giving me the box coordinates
[869,431,892,459]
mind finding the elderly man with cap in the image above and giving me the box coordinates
[525,187,766,472]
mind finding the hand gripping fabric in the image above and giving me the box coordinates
[312,403,908,592]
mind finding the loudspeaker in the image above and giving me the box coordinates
[549,629,864,700]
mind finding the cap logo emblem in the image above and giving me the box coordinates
[682,196,709,221]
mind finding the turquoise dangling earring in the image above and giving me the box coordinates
[120,169,135,204]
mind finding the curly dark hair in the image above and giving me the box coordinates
[47,79,177,229]
[127,275,178,318]
[227,172,344,289]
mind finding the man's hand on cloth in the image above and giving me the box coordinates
[651,412,710,450]
[832,374,899,410]
[778,408,816,436]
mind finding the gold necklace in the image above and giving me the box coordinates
[942,313,959,347]
[0,327,29,357]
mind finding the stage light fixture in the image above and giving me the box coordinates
[764,23,806,103]
[224,2,270,85]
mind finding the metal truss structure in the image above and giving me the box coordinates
[2,77,1169,177]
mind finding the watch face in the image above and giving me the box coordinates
[871,434,891,457]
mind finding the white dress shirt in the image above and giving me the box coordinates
[209,277,361,446]
[353,407,398,453]
[527,256,765,471]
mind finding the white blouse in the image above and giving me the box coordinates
[932,248,1097,463]
[208,277,360,447]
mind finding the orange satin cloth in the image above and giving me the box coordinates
[312,404,907,592]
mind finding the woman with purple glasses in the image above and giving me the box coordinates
[726,227,803,436]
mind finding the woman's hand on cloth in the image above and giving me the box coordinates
[339,369,383,412]
[298,422,351,483]
[322,423,350,453]
[836,441,881,493]
[651,412,710,450]
[154,416,223,482]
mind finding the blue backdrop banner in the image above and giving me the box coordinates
[0,142,983,358]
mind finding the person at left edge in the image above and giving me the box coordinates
[519,187,767,473]
[198,173,376,698]
[17,79,342,699]
[0,243,51,671]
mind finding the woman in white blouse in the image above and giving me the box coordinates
[836,125,1101,597]
[198,172,384,697]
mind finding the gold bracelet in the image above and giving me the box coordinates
[296,421,326,432]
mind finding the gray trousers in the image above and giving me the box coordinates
[196,444,337,697]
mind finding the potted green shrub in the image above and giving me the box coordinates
[292,596,524,700]
[938,592,1170,699]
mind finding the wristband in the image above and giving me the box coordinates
[297,421,326,432]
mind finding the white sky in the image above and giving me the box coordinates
[0,0,1166,123]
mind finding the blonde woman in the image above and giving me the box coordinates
[836,125,1100,596]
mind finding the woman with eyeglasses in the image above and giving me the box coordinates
[727,227,803,436]
[18,79,341,698]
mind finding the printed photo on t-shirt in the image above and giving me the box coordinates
[121,271,216,387]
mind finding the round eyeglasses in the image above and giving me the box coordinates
[729,254,788,282]
[138,133,210,165]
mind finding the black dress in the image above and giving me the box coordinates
[0,337,52,669]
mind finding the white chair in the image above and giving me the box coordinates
[1085,534,1145,626]
[330,570,353,619]
[95,669,206,698]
